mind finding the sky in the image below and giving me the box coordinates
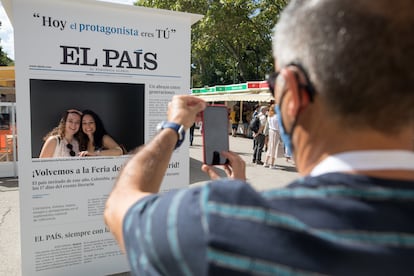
[0,0,136,60]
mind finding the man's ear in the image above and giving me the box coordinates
[280,68,301,117]
[280,67,312,115]
[300,88,311,107]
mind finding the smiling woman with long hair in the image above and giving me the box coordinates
[78,109,123,157]
[39,109,82,158]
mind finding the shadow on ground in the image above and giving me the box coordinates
[276,165,298,173]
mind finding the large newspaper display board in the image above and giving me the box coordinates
[7,0,202,275]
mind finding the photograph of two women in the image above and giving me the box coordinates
[30,79,145,158]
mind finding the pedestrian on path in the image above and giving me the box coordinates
[263,104,281,169]
[189,122,196,146]
[252,106,267,165]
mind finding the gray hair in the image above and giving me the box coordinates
[273,0,414,132]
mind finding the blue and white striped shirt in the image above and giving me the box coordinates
[123,173,414,275]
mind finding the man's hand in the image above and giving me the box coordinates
[168,95,207,129]
[201,151,246,181]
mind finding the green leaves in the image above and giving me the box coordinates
[135,0,287,87]
[0,45,13,66]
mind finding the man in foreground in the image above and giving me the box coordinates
[105,0,414,274]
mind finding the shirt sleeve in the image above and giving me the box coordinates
[122,186,207,276]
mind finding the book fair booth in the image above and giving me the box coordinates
[191,80,274,136]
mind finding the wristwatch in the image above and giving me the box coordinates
[156,121,186,149]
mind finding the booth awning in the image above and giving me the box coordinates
[195,91,273,102]
[0,66,15,95]
[191,81,274,102]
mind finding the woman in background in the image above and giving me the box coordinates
[39,109,82,158]
[230,106,238,137]
[79,109,123,156]
[263,104,280,169]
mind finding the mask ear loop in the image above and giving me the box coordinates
[292,70,311,110]
[279,68,302,118]
[278,67,308,156]
[277,69,296,155]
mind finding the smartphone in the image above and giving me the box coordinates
[202,105,229,165]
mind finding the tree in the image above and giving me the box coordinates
[135,0,287,87]
[0,20,13,66]
[0,45,13,66]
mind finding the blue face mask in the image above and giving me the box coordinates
[275,105,293,155]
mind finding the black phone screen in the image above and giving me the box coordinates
[202,105,229,165]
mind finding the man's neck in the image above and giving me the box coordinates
[294,121,413,178]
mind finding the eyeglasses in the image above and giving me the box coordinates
[66,143,76,156]
[267,63,316,102]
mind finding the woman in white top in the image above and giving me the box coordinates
[263,104,281,169]
[39,109,82,158]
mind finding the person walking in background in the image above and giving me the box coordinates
[252,104,260,118]
[242,107,249,137]
[252,106,267,165]
[251,104,260,145]
[263,85,276,155]
[263,106,270,152]
[189,122,196,146]
[79,109,123,156]
[263,104,280,169]
[39,109,82,158]
[229,106,238,137]
[104,0,414,274]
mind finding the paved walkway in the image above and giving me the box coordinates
[0,177,20,276]
[0,132,299,276]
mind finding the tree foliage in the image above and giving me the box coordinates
[0,45,13,66]
[135,0,288,87]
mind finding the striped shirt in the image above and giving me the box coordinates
[123,173,414,275]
